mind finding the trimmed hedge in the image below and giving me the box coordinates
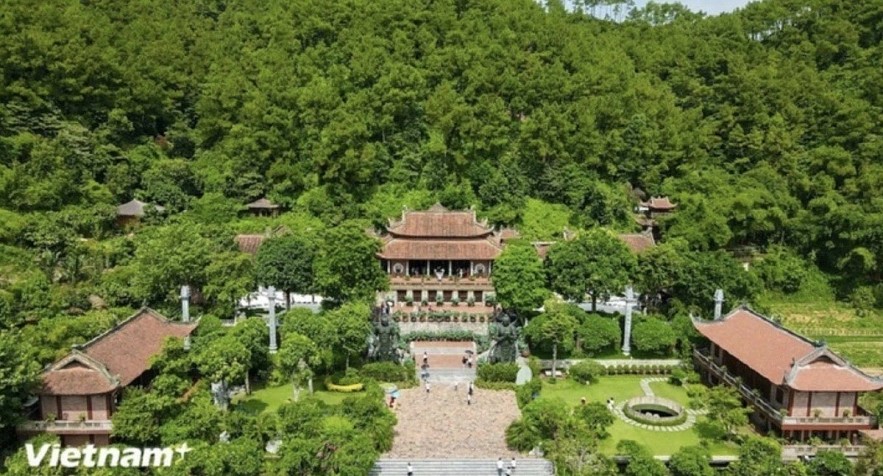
[402,330,478,342]
[598,364,674,376]
[359,361,416,384]
[477,362,519,383]
[475,380,517,390]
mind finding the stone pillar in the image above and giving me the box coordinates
[622,285,635,356]
[714,289,724,320]
[448,260,452,276]
[268,286,278,354]
[181,285,191,350]
[426,260,430,276]
[470,261,474,275]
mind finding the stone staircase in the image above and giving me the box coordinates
[412,341,477,384]
[369,458,554,476]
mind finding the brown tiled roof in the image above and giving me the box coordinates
[41,352,119,396]
[236,234,265,254]
[387,204,493,238]
[246,198,279,209]
[82,308,197,387]
[641,196,677,210]
[618,233,656,253]
[499,228,520,241]
[785,348,883,392]
[694,307,883,391]
[379,238,503,260]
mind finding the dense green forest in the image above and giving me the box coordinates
[2,0,883,472]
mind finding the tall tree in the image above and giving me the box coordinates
[314,221,388,303]
[324,302,372,368]
[255,235,317,310]
[277,332,321,400]
[546,228,637,311]
[527,300,578,378]
[493,242,548,317]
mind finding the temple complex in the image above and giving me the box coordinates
[692,306,882,443]
[17,308,196,446]
[375,204,518,306]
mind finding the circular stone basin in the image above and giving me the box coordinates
[623,396,685,425]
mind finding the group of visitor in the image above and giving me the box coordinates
[497,457,517,475]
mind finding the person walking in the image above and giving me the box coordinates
[422,351,428,366]
[496,457,504,476]
[425,381,431,394]
[511,457,517,472]
[468,381,474,397]
[466,393,472,406]
[407,462,413,476]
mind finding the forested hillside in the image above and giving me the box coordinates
[1,0,883,462]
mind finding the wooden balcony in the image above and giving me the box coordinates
[693,350,877,429]
[18,419,113,434]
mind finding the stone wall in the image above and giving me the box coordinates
[399,321,490,335]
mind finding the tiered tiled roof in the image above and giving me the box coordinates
[379,205,512,260]
[387,204,493,238]
[693,307,883,392]
[40,308,197,395]
[641,196,677,211]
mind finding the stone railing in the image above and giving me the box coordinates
[19,419,113,432]
[693,350,877,428]
[783,444,865,460]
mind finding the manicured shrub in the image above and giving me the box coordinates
[568,360,604,384]
[477,362,519,383]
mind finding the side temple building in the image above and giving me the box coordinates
[18,308,196,446]
[692,306,882,443]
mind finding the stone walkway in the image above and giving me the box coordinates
[385,385,523,459]
[609,377,705,432]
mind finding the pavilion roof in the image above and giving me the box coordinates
[386,204,493,238]
[379,238,503,260]
[640,196,677,211]
[117,199,165,217]
[246,198,279,210]
[693,307,883,391]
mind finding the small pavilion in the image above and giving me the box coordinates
[246,198,280,217]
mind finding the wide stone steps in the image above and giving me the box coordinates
[369,458,554,476]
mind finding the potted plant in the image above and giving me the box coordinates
[435,294,444,306]
[453,314,459,323]
[451,296,460,307]
[419,313,427,323]
[405,296,414,306]
[421,299,428,306]
[45,413,57,423]
[842,409,851,421]
[813,408,822,419]
[467,297,475,307]
[470,315,476,323]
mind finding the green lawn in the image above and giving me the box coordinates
[234,383,353,414]
[538,376,738,456]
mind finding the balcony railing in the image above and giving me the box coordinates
[388,275,492,288]
[693,350,877,428]
[18,419,113,433]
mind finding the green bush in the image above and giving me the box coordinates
[577,315,621,355]
[359,361,415,383]
[402,330,477,342]
[477,362,519,382]
[567,360,604,384]
[669,368,686,386]
[475,380,517,390]
[516,379,542,409]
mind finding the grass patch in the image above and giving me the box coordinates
[234,383,352,414]
[647,381,691,407]
[536,376,737,456]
